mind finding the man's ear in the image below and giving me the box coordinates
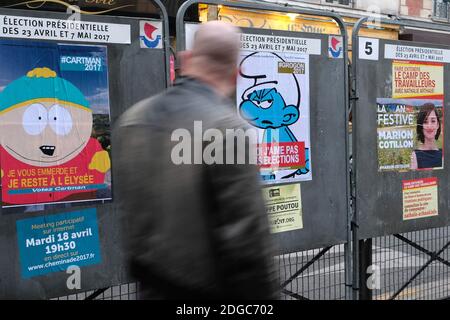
[177,50,193,75]
[232,66,239,79]
[230,66,239,87]
[282,105,300,125]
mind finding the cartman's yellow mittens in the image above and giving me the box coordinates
[1,169,3,178]
[89,151,111,173]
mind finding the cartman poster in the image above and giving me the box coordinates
[0,39,112,210]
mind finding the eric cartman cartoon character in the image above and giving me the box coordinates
[0,67,111,205]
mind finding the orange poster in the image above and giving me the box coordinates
[402,177,438,220]
[393,60,443,99]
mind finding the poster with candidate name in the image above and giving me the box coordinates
[377,98,444,171]
[262,183,303,233]
[237,50,311,184]
[377,60,444,172]
[0,39,112,211]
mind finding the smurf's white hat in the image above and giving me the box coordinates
[239,51,300,107]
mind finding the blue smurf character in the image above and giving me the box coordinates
[238,52,309,180]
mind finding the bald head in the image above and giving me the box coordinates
[180,21,241,97]
[192,21,241,69]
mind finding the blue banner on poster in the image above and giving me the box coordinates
[16,208,101,278]
[60,55,104,72]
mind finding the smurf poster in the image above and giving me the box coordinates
[0,39,112,210]
[237,50,312,184]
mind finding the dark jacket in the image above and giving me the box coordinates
[114,77,278,300]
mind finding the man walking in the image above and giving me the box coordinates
[114,21,277,300]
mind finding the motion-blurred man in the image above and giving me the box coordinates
[114,21,277,300]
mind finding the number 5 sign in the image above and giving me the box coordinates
[359,37,379,60]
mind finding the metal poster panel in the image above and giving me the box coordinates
[181,26,348,252]
[0,39,112,212]
[0,6,168,299]
[354,38,450,238]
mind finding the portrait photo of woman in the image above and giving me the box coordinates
[410,103,443,170]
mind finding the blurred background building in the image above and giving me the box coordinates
[7,1,448,54]
[164,0,450,53]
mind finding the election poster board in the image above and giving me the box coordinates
[231,28,348,252]
[354,38,450,238]
[185,25,348,252]
[0,6,169,299]
[237,33,318,184]
[0,39,112,211]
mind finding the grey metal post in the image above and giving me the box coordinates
[176,0,352,300]
[150,0,171,87]
[350,16,368,301]
[359,239,373,300]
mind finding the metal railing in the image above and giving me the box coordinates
[372,227,450,300]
